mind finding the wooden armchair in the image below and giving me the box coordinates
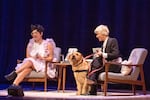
[22,47,61,91]
[98,48,148,96]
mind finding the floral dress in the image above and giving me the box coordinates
[15,38,57,78]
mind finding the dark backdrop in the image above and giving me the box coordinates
[0,0,150,90]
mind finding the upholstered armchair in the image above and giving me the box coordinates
[22,47,61,91]
[98,48,148,96]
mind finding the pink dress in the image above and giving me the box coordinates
[15,38,57,78]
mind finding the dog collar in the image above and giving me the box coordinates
[74,59,83,67]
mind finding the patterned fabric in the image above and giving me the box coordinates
[15,38,57,78]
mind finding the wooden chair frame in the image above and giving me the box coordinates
[100,62,146,96]
[22,61,58,91]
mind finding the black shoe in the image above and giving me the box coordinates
[88,92,97,95]
[89,84,97,95]
[5,71,17,81]
[82,93,97,96]
[89,90,97,95]
[7,84,24,97]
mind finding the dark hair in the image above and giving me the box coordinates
[31,24,44,33]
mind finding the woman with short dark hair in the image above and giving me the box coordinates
[5,24,55,86]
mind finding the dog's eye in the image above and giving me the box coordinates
[76,53,79,55]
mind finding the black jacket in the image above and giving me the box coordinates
[104,37,121,61]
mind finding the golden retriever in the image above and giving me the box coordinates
[67,51,90,95]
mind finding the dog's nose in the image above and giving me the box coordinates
[72,55,75,59]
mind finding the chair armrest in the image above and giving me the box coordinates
[104,61,143,76]
[105,61,143,68]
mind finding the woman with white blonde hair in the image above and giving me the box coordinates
[94,25,109,35]
[87,24,122,95]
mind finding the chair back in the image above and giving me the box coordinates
[128,48,148,80]
[53,47,61,62]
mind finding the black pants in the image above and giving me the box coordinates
[87,57,121,94]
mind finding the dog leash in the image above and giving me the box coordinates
[87,66,104,77]
[84,49,100,59]
[84,53,95,59]
[84,53,105,77]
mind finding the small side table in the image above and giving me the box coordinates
[52,62,70,92]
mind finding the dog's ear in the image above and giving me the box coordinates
[66,53,71,61]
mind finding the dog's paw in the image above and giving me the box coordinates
[76,92,81,95]
[81,93,88,96]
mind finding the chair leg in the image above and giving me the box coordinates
[44,79,47,92]
[142,83,146,95]
[104,82,107,96]
[140,67,146,95]
[101,84,104,92]
[139,64,147,95]
[32,82,35,90]
[132,84,136,95]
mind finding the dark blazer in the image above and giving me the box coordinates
[104,37,121,61]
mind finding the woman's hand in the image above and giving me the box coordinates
[36,53,45,60]
[94,50,102,57]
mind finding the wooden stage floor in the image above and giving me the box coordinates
[0,89,150,100]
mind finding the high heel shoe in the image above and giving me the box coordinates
[4,71,17,81]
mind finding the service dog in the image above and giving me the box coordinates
[67,51,90,95]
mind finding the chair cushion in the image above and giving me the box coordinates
[98,72,137,81]
[121,60,132,75]
[26,71,45,78]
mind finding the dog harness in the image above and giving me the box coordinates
[74,70,88,73]
[73,59,89,73]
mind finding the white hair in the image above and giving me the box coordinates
[94,25,109,36]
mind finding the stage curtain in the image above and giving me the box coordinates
[0,0,150,90]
